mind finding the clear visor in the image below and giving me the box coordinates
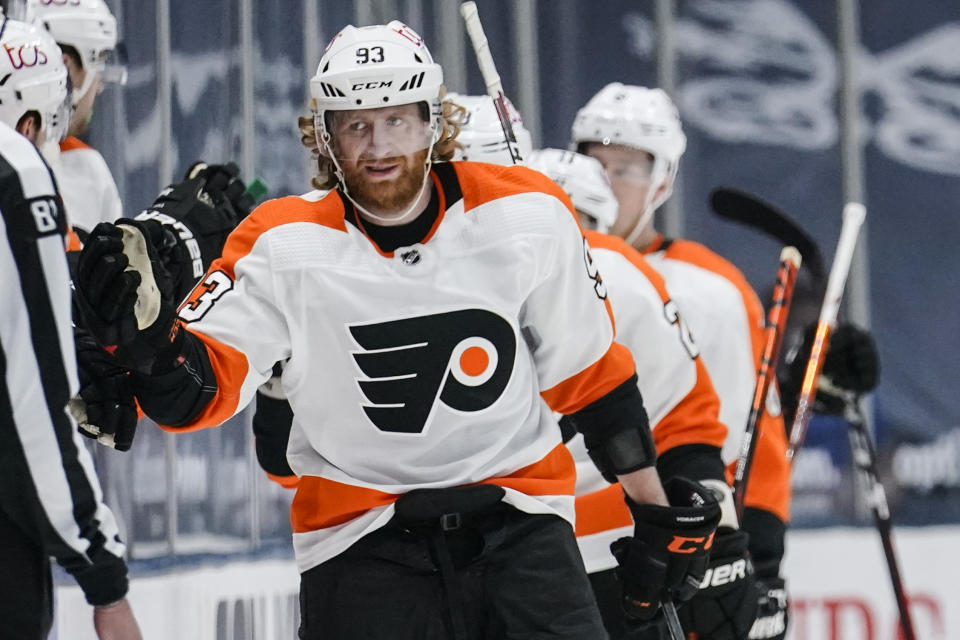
[98,43,128,86]
[604,160,653,187]
[319,104,437,165]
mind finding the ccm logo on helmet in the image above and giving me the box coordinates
[351,80,393,90]
[349,309,517,434]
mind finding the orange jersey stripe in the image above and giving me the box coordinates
[575,484,632,537]
[291,443,575,534]
[59,135,92,152]
[481,443,576,498]
[454,161,578,220]
[267,473,300,490]
[540,340,636,415]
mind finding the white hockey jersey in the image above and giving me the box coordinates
[643,236,790,522]
[572,231,728,572]
[173,161,637,572]
[50,136,122,235]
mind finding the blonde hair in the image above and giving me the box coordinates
[298,89,467,191]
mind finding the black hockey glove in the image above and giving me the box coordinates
[73,220,183,375]
[781,322,879,419]
[134,161,260,303]
[676,528,758,639]
[748,575,789,640]
[817,323,879,410]
[611,477,721,623]
[72,332,138,451]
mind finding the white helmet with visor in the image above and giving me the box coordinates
[526,149,618,234]
[29,0,126,104]
[445,92,532,166]
[310,21,444,221]
[571,83,686,243]
[0,16,70,143]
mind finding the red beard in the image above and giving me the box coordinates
[341,149,430,213]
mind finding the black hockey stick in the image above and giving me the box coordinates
[844,395,917,640]
[709,188,826,284]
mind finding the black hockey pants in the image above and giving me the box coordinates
[298,485,607,639]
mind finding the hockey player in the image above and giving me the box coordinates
[572,84,791,639]
[74,22,721,639]
[572,83,879,639]
[528,149,756,639]
[30,0,126,238]
[0,13,140,639]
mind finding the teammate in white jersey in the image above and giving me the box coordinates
[572,83,879,640]
[529,149,755,639]
[73,22,720,639]
[30,0,125,237]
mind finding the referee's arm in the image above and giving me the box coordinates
[0,128,129,606]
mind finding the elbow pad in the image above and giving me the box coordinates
[563,374,657,483]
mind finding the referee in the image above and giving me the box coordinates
[0,14,140,639]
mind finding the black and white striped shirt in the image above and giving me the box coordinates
[0,121,128,606]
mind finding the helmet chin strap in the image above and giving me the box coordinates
[315,115,438,227]
[624,165,670,248]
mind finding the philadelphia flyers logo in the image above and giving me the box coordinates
[349,309,516,434]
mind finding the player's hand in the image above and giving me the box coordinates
[134,161,262,302]
[611,477,721,622]
[748,576,789,640]
[93,598,143,640]
[74,222,141,349]
[676,527,759,639]
[74,221,182,374]
[72,332,138,451]
[817,323,879,412]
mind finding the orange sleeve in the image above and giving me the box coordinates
[653,358,728,454]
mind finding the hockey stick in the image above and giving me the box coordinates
[786,202,866,460]
[732,246,802,518]
[459,1,524,165]
[710,188,826,285]
[845,396,917,640]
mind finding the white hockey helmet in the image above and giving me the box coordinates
[0,16,70,141]
[526,149,618,233]
[29,0,125,101]
[572,83,686,215]
[310,21,443,142]
[445,92,532,166]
